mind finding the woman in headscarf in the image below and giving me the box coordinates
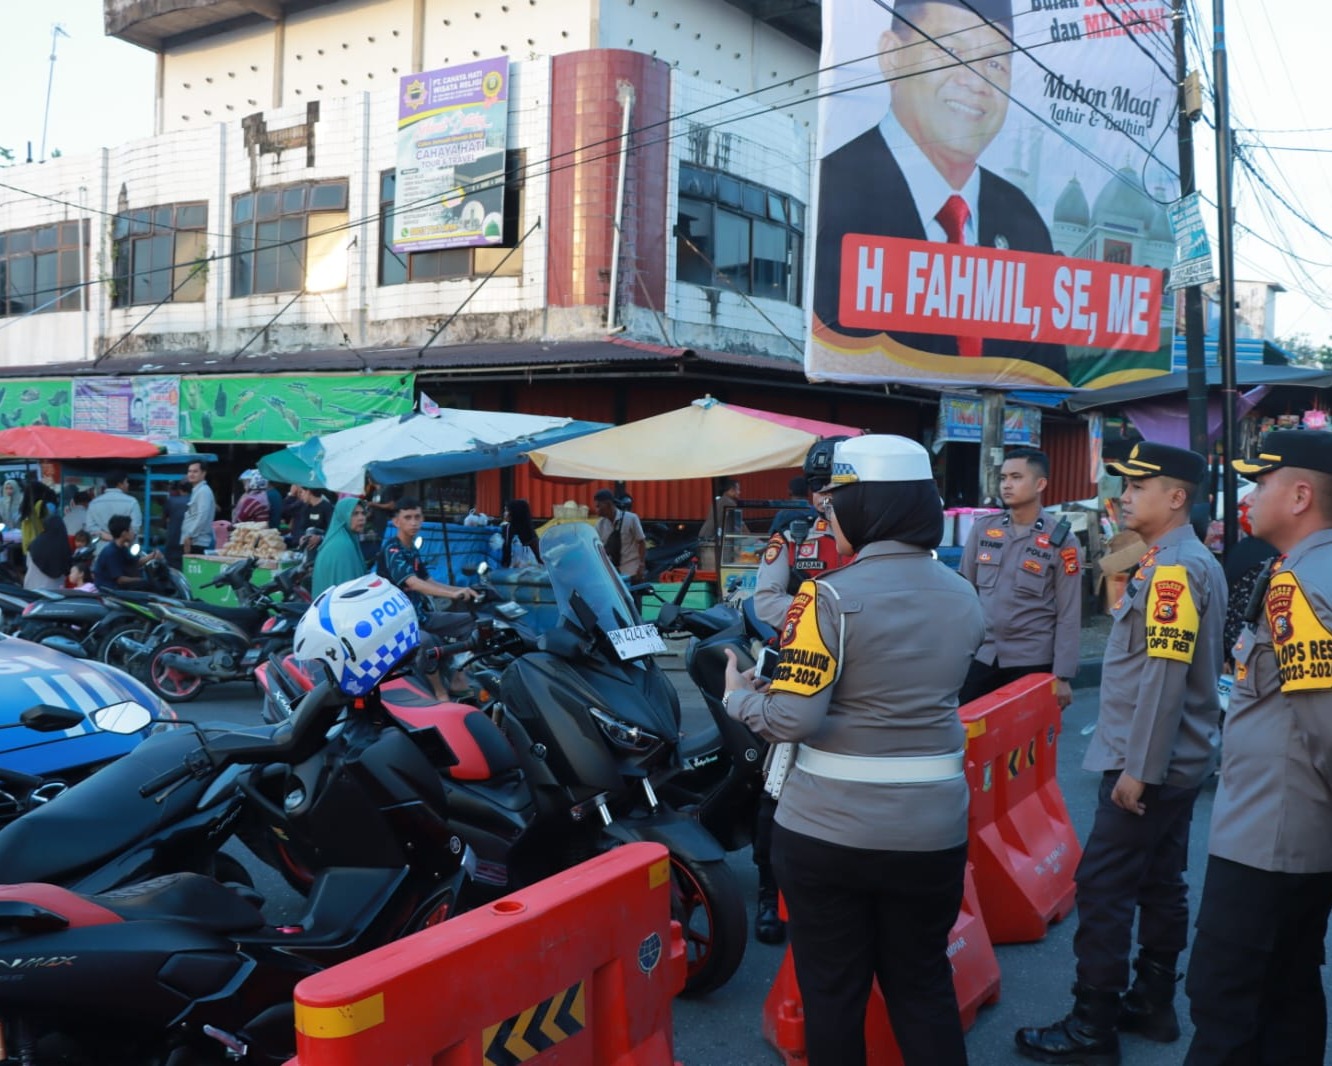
[25,513,71,591]
[311,497,368,597]
[720,436,984,1066]
[0,480,20,530]
[232,471,271,525]
[500,499,542,568]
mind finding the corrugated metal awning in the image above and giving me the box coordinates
[0,337,805,379]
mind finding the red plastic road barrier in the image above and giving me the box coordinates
[284,843,685,1066]
[960,672,1081,944]
[762,863,1000,1065]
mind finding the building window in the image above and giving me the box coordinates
[232,180,349,297]
[378,150,526,285]
[0,221,86,316]
[1103,239,1133,265]
[112,203,208,307]
[674,164,803,306]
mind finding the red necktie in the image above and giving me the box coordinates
[935,194,982,357]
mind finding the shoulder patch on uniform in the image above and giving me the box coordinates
[1145,564,1199,663]
[1266,572,1332,692]
[1061,545,1080,575]
[763,537,783,565]
[771,583,837,697]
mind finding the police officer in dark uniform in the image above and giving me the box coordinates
[722,436,984,1066]
[749,438,851,944]
[1185,430,1332,1064]
[1017,442,1225,1063]
[959,447,1082,708]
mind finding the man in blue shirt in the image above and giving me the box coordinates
[93,515,160,589]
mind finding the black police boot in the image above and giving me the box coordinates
[1014,983,1122,1065]
[754,872,785,945]
[1117,952,1181,1042]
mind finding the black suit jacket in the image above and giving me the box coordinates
[812,128,1068,379]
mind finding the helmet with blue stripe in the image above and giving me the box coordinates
[293,575,420,696]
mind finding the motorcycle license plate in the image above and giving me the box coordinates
[606,625,667,661]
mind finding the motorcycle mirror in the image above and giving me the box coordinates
[17,705,86,732]
[89,701,154,735]
[655,603,681,628]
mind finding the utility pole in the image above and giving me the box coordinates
[1174,0,1208,459]
[980,391,1005,506]
[40,24,70,164]
[1212,0,1239,554]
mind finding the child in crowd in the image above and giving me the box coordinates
[68,559,97,592]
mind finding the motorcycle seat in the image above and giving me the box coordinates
[380,677,520,781]
[92,872,265,932]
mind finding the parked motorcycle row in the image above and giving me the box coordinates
[0,522,774,1064]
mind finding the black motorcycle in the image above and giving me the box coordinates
[0,682,470,1065]
[117,556,309,702]
[12,554,191,661]
[258,524,748,996]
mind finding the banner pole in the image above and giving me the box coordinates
[1212,0,1239,555]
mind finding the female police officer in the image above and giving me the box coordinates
[722,435,984,1066]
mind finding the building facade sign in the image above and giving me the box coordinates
[808,0,1179,390]
[393,58,510,253]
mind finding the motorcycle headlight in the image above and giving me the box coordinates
[588,706,661,754]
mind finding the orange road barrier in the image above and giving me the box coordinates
[960,672,1081,943]
[285,843,685,1066]
[761,863,1000,1065]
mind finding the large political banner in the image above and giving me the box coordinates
[808,0,1179,390]
[393,58,510,253]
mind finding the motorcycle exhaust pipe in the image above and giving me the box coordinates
[157,652,211,677]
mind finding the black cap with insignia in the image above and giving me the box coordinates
[1106,441,1207,485]
[1233,430,1332,478]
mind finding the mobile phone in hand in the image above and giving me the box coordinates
[755,645,781,683]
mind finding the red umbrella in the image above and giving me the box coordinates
[0,426,160,460]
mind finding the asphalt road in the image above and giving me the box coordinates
[181,676,1331,1065]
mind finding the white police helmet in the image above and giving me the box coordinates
[828,435,934,488]
[293,574,420,696]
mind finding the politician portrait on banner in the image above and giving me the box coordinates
[808,0,1180,389]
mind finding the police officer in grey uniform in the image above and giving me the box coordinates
[1185,430,1332,1064]
[722,436,984,1066]
[1017,441,1225,1064]
[750,438,850,945]
[959,447,1083,708]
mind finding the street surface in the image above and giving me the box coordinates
[181,673,1331,1065]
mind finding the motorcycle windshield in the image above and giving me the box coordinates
[540,522,641,638]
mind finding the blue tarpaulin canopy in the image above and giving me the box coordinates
[258,405,611,493]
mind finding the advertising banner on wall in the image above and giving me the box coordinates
[0,380,71,430]
[177,374,414,444]
[73,376,180,441]
[935,393,1041,447]
[393,58,510,254]
[808,0,1179,390]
